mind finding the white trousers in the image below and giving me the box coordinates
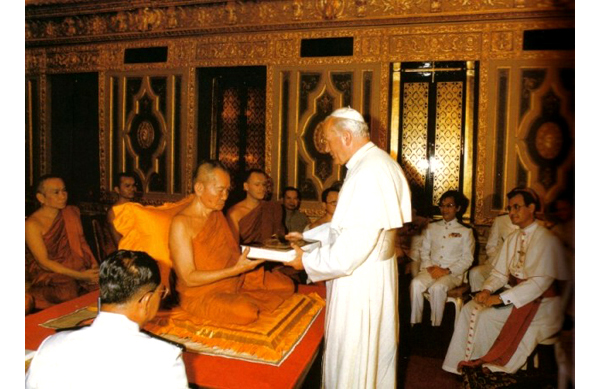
[410,270,462,326]
[442,296,563,374]
[468,263,493,292]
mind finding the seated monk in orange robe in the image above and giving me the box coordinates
[25,175,99,310]
[170,162,294,325]
[226,169,294,290]
[226,169,285,244]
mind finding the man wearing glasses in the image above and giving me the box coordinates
[443,187,571,374]
[306,186,340,230]
[409,190,475,327]
[26,250,189,389]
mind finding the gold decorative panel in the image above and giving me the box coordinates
[393,62,474,218]
[401,82,429,189]
[390,33,482,56]
[433,81,463,205]
[273,63,380,214]
[107,72,186,203]
[219,88,242,172]
[481,60,574,222]
[46,50,100,72]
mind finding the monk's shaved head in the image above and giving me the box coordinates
[194,160,229,185]
[36,174,64,194]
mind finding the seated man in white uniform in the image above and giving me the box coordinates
[410,190,475,327]
[469,213,517,292]
[26,250,189,389]
[442,187,570,374]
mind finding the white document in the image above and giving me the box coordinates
[241,239,320,262]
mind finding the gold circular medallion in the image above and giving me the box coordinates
[137,120,155,149]
[535,122,563,160]
[314,122,328,154]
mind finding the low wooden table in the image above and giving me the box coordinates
[25,283,326,389]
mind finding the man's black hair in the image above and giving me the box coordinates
[36,174,64,194]
[244,168,267,183]
[321,187,340,203]
[507,187,540,212]
[99,250,161,305]
[439,190,467,210]
[283,186,301,201]
[115,172,136,187]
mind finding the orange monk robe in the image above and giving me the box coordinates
[26,206,98,309]
[234,201,295,292]
[237,201,286,244]
[178,211,294,325]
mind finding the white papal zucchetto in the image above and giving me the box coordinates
[329,107,365,123]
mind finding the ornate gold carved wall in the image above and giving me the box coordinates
[272,64,380,217]
[433,81,464,204]
[400,82,429,189]
[26,0,574,46]
[26,0,574,224]
[482,59,574,223]
[104,72,188,203]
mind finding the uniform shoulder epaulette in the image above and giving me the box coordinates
[457,220,472,229]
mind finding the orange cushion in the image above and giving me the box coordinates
[112,196,193,282]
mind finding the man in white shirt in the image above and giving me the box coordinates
[26,250,189,389]
[469,214,517,292]
[409,190,475,327]
[442,187,570,374]
[285,107,412,388]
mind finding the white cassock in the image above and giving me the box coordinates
[442,222,571,374]
[302,142,412,389]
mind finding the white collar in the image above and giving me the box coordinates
[520,220,539,236]
[443,218,458,226]
[92,311,140,332]
[346,141,375,170]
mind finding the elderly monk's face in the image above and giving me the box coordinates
[39,178,68,210]
[323,119,351,165]
[244,172,268,201]
[199,169,230,211]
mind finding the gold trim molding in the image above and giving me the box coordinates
[26,19,574,76]
[26,0,574,46]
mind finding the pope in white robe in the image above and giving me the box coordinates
[286,107,412,388]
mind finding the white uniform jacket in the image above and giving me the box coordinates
[26,312,189,389]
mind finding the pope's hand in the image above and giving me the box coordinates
[285,242,305,270]
[285,232,303,242]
